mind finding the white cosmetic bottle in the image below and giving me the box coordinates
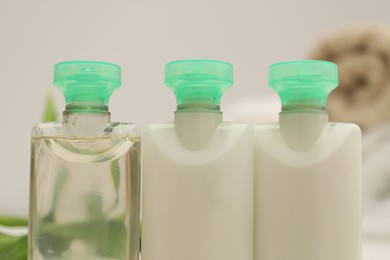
[254,61,361,260]
[142,60,253,260]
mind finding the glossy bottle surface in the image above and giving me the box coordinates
[142,111,253,260]
[29,120,141,260]
[254,112,361,260]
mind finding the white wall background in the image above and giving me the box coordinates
[1,0,389,215]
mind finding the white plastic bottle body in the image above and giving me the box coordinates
[254,117,361,260]
[29,121,141,260]
[142,121,253,260]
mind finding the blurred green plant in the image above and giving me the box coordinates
[0,217,28,260]
[43,95,57,122]
[0,95,57,259]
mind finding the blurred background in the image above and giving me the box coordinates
[1,0,390,258]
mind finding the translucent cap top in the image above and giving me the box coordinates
[269,60,338,108]
[54,60,121,105]
[165,60,233,107]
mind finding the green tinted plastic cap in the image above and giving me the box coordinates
[54,60,121,105]
[269,60,338,109]
[165,60,233,107]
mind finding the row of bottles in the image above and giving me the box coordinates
[29,59,361,260]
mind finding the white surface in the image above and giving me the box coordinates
[363,239,390,260]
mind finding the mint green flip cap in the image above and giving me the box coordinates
[165,60,233,106]
[54,60,121,105]
[269,60,338,108]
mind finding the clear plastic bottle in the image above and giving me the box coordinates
[29,61,141,260]
[254,61,362,260]
[142,60,253,260]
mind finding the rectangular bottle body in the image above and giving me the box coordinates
[254,122,361,260]
[142,122,253,260]
[29,122,141,260]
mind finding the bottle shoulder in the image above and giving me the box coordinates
[144,122,252,143]
[145,121,251,132]
[254,121,361,133]
[254,121,361,143]
[32,121,140,139]
[143,121,253,163]
[254,121,361,165]
[329,121,361,133]
[32,121,63,137]
[32,121,140,163]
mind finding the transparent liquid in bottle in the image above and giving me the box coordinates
[29,131,140,260]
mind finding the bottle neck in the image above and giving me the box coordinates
[281,103,325,113]
[279,108,328,151]
[62,104,111,137]
[176,103,220,111]
[174,105,222,150]
[64,103,110,114]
